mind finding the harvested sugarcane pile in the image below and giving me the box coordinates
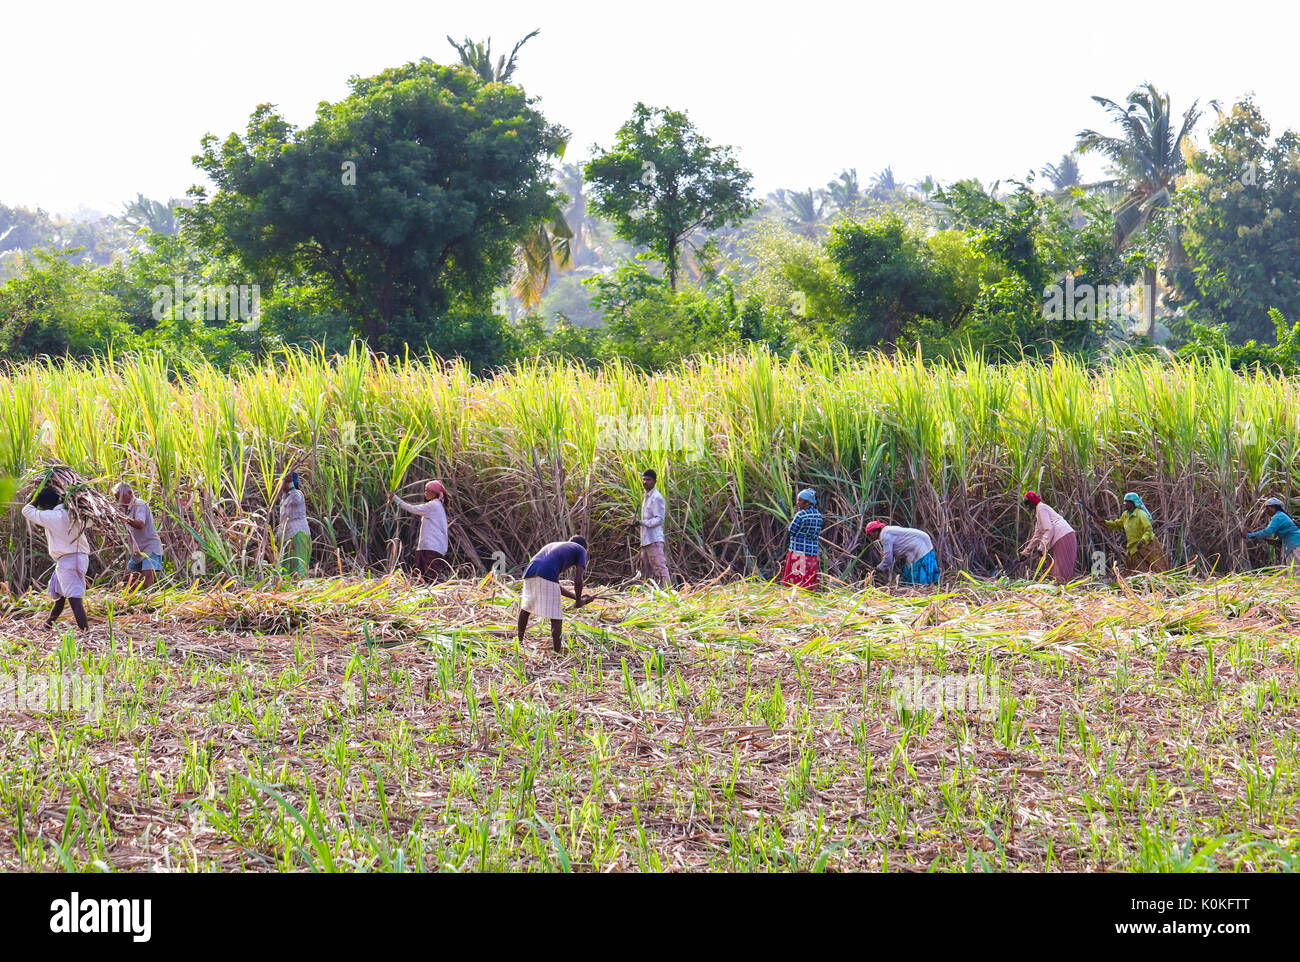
[16,461,137,557]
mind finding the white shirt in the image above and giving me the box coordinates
[22,503,91,559]
[876,526,933,572]
[640,487,667,546]
[394,496,448,553]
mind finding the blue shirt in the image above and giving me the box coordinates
[787,507,823,556]
[524,541,588,582]
[1247,511,1300,553]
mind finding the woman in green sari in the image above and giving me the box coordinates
[1102,492,1167,572]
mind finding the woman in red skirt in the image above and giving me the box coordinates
[1020,490,1078,585]
[781,488,823,589]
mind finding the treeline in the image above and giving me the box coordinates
[3,37,1300,372]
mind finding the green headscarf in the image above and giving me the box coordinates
[1124,492,1153,525]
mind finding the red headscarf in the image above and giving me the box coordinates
[425,479,445,499]
[864,521,886,536]
[1023,490,1041,505]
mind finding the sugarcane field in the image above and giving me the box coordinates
[1,347,1298,883]
[3,2,1296,937]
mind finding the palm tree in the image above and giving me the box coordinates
[1076,83,1202,336]
[1040,154,1081,191]
[768,187,830,239]
[442,30,574,308]
[825,169,864,216]
[869,167,900,202]
[511,208,574,309]
[446,29,540,83]
[119,194,179,236]
[554,162,608,269]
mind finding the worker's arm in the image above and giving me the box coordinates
[122,505,145,530]
[875,536,895,574]
[560,565,587,606]
[389,493,422,515]
[1134,512,1155,546]
[1021,508,1047,556]
[1246,514,1284,540]
[21,503,61,526]
[1103,517,1124,530]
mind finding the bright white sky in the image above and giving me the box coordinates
[5,0,1298,218]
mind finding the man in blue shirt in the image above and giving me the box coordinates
[781,488,823,589]
[1243,497,1300,573]
[518,537,593,653]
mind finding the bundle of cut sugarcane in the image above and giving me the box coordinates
[16,461,137,556]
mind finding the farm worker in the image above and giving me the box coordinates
[518,536,592,653]
[864,521,940,585]
[22,484,90,630]
[781,488,823,589]
[635,468,671,585]
[389,480,449,581]
[278,472,311,577]
[1020,490,1077,585]
[1242,496,1300,573]
[115,482,164,589]
[1102,492,1167,572]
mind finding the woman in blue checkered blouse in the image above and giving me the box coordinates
[781,488,823,589]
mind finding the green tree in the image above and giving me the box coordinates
[119,194,182,237]
[585,103,758,290]
[584,259,780,368]
[939,180,1143,354]
[1174,98,1300,343]
[185,60,567,352]
[1040,154,1081,192]
[0,249,130,358]
[826,214,972,349]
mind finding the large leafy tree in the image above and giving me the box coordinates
[1174,98,1300,343]
[185,61,567,349]
[1076,82,1202,335]
[585,103,758,290]
[826,214,971,349]
[938,180,1142,354]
